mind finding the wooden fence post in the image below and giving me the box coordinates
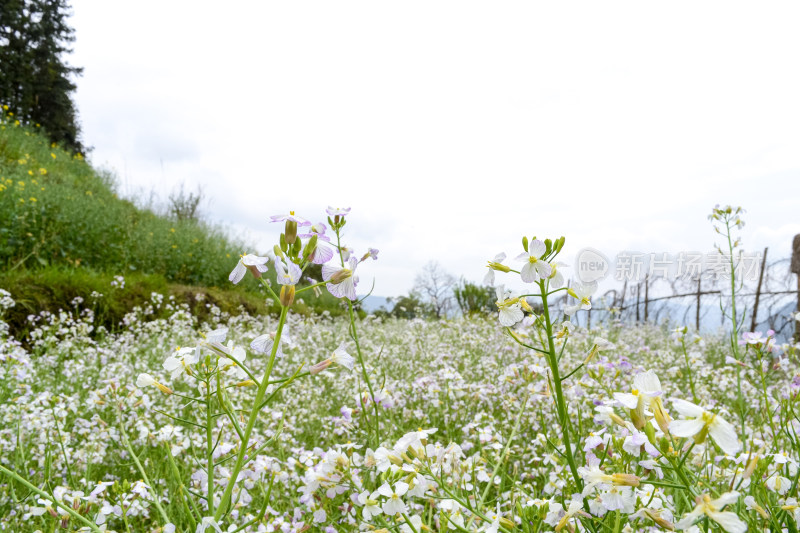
[644,276,649,323]
[792,235,800,342]
[636,282,641,322]
[695,277,702,331]
[750,247,768,333]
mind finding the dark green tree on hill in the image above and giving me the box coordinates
[0,0,83,153]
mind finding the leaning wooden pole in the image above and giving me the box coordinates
[750,247,768,333]
[792,235,800,343]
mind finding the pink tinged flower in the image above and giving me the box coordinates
[250,327,293,356]
[298,222,330,241]
[622,430,660,457]
[515,239,552,283]
[326,206,351,216]
[361,248,379,262]
[269,211,311,225]
[584,431,608,452]
[274,259,301,286]
[311,343,355,374]
[331,344,355,370]
[378,482,408,516]
[307,241,335,265]
[313,509,327,523]
[322,257,358,300]
[675,492,745,533]
[669,399,741,456]
[229,254,270,284]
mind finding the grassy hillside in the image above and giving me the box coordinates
[0,112,347,338]
[0,111,240,285]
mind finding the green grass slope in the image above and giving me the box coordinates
[0,113,347,338]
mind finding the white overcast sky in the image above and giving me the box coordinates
[68,1,800,296]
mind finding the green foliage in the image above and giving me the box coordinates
[0,119,245,285]
[385,292,432,319]
[0,267,271,339]
[453,278,495,316]
[0,0,83,152]
[0,266,349,341]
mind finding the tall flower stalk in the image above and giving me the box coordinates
[709,205,747,442]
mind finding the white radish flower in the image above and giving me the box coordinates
[483,252,508,285]
[669,399,741,456]
[495,285,524,327]
[357,489,383,520]
[322,257,359,300]
[565,281,597,316]
[675,492,745,533]
[378,482,408,516]
[135,373,173,395]
[765,474,791,495]
[614,370,671,432]
[229,254,270,284]
[516,239,552,283]
[163,346,200,378]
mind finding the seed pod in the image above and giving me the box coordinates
[303,234,318,260]
[280,285,295,307]
[285,220,297,244]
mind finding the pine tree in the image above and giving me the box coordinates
[0,0,84,153]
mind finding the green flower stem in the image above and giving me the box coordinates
[295,280,328,294]
[117,406,171,525]
[724,219,746,444]
[348,298,380,447]
[538,279,582,492]
[258,278,281,305]
[164,443,200,530]
[206,375,215,516]
[0,464,102,532]
[679,339,698,402]
[214,305,288,522]
[467,392,529,529]
[333,226,380,447]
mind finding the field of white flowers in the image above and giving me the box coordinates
[1,206,799,533]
